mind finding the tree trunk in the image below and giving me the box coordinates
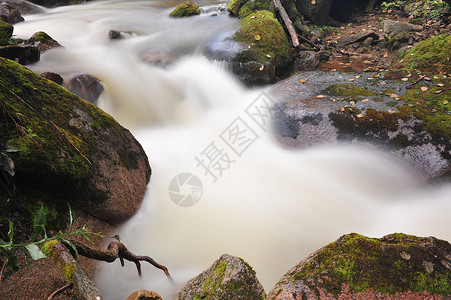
[271,0,300,48]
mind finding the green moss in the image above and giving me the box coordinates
[28,31,53,43]
[395,34,451,74]
[238,0,274,19]
[293,233,451,296]
[41,240,77,282]
[41,240,58,257]
[227,0,246,15]
[0,20,13,46]
[234,10,293,75]
[169,1,200,18]
[322,84,376,98]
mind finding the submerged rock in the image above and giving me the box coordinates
[175,254,266,299]
[169,1,200,18]
[22,31,62,53]
[64,74,104,104]
[267,233,451,299]
[0,57,151,223]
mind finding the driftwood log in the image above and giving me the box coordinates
[44,239,171,300]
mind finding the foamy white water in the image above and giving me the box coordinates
[14,1,451,299]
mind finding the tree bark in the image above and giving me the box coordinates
[271,0,300,48]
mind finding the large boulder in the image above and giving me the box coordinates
[0,20,13,46]
[0,3,24,24]
[296,0,332,25]
[231,10,293,85]
[175,254,266,299]
[169,1,200,18]
[1,0,45,15]
[0,57,151,224]
[270,71,451,179]
[267,233,451,299]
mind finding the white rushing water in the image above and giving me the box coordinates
[14,1,451,299]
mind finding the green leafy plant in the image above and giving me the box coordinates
[0,204,103,275]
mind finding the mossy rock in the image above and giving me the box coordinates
[395,34,451,74]
[0,20,13,46]
[0,57,151,224]
[322,83,376,98]
[268,233,451,298]
[175,254,266,299]
[227,0,248,16]
[238,0,274,19]
[232,10,293,85]
[169,1,200,18]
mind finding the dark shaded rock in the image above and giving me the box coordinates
[294,50,330,71]
[64,74,104,104]
[363,36,374,47]
[337,30,379,47]
[26,0,92,8]
[0,20,13,46]
[126,290,162,300]
[0,3,24,24]
[267,233,451,299]
[238,0,274,19]
[175,254,266,300]
[41,71,63,85]
[296,0,332,25]
[22,31,62,53]
[141,48,174,67]
[169,1,200,18]
[0,45,40,64]
[1,0,45,15]
[0,57,151,223]
[231,10,293,86]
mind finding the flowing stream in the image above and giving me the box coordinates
[14,1,451,299]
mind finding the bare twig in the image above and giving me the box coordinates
[297,34,320,51]
[408,75,426,88]
[47,283,73,300]
[0,259,7,282]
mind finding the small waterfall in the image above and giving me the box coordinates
[13,1,451,299]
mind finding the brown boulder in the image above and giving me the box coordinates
[127,290,163,300]
[64,74,104,104]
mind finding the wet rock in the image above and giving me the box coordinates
[41,71,63,85]
[1,0,45,15]
[0,3,24,24]
[126,290,162,300]
[169,1,200,18]
[175,254,266,300]
[231,10,293,86]
[237,0,273,19]
[108,29,136,40]
[267,233,451,299]
[0,45,40,64]
[363,36,374,47]
[25,0,92,8]
[64,74,104,104]
[337,30,379,47]
[141,48,174,67]
[22,31,62,53]
[0,57,151,223]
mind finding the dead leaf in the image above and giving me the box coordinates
[437,83,445,87]
[355,75,361,79]
[316,95,325,98]
[350,101,356,107]
[259,64,264,71]
[383,52,389,58]
[340,107,345,112]
[250,16,256,19]
[388,109,396,113]
[390,94,398,98]
[444,100,449,105]
[349,78,355,82]
[435,90,442,94]
[424,77,431,81]
[420,86,428,92]
[311,0,316,4]
[298,79,306,84]
[356,114,364,118]
[401,78,409,81]
[361,98,369,102]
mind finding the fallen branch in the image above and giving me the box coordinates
[271,0,299,48]
[408,75,426,88]
[65,239,172,280]
[297,34,320,51]
[0,258,7,282]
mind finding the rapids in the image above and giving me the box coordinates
[13,1,451,299]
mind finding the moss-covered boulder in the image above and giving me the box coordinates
[295,0,332,25]
[232,10,293,85]
[175,254,266,299]
[0,20,13,46]
[238,0,274,19]
[24,31,62,53]
[268,233,451,299]
[227,0,248,16]
[0,57,151,224]
[169,1,200,18]
[395,34,451,74]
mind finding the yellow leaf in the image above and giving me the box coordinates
[349,78,355,82]
[388,109,396,113]
[298,79,306,84]
[443,100,449,105]
[254,34,261,41]
[316,95,325,98]
[401,78,409,81]
[259,64,264,71]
